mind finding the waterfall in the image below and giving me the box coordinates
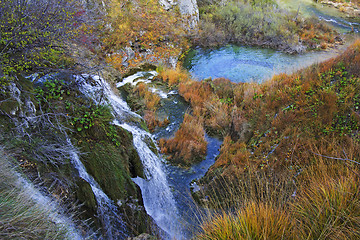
[118,122,182,239]
[15,173,82,240]
[78,73,183,239]
[76,74,140,121]
[67,139,128,239]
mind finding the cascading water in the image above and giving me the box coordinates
[77,74,140,121]
[118,122,182,239]
[67,139,128,239]
[15,172,82,240]
[77,73,183,239]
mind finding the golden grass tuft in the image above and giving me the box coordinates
[196,202,294,240]
[292,154,360,240]
[158,66,191,87]
[134,82,161,110]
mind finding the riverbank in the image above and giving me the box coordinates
[186,39,360,239]
[192,0,343,53]
[320,0,360,19]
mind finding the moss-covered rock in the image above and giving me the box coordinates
[73,121,155,235]
[75,177,98,225]
[0,99,19,115]
[0,74,154,237]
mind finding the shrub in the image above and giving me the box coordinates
[0,0,83,77]
[194,0,337,52]
[103,0,188,72]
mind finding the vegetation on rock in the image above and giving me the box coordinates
[103,0,190,72]
[0,149,71,239]
[194,0,340,52]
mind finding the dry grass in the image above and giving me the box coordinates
[158,66,191,87]
[292,154,360,240]
[159,113,207,166]
[0,149,70,240]
[134,82,161,110]
[196,202,294,240]
[191,40,360,239]
[144,110,169,132]
[195,156,360,239]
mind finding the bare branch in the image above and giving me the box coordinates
[311,151,360,165]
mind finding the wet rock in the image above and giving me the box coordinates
[75,177,99,227]
[168,55,178,69]
[158,0,176,10]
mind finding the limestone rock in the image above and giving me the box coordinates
[158,0,199,29]
[177,0,199,29]
[158,0,176,10]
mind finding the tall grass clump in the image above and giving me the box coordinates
[0,148,71,240]
[293,157,360,239]
[195,157,360,239]
[195,168,295,239]
[158,66,191,87]
[196,202,294,240]
[196,166,295,210]
[159,113,207,166]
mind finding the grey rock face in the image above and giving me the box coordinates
[158,0,199,29]
[177,0,199,29]
[158,0,176,10]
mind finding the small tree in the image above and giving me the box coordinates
[0,0,84,80]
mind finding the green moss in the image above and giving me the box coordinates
[0,99,19,114]
[140,119,150,133]
[75,177,98,226]
[75,122,143,201]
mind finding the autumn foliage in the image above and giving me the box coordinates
[157,41,360,209]
[159,113,207,166]
[102,0,188,73]
[191,41,360,240]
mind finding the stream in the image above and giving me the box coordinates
[115,1,359,239]
[116,72,223,239]
[151,84,223,237]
